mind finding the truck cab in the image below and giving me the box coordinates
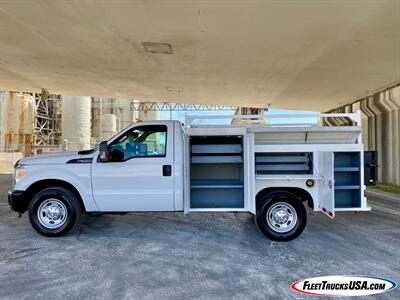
[92,120,184,212]
[8,112,370,241]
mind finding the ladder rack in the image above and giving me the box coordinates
[185,111,362,127]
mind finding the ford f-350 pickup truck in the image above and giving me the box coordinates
[8,113,370,241]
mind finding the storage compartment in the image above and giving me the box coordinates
[190,136,244,209]
[334,152,361,208]
[334,172,360,186]
[255,152,312,175]
[191,187,244,208]
[192,156,242,164]
[334,152,360,168]
[335,190,361,208]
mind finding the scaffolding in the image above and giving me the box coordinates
[33,92,62,147]
[131,102,237,111]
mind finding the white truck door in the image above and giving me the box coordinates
[318,152,335,218]
[91,123,175,211]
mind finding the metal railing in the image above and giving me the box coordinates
[185,111,362,127]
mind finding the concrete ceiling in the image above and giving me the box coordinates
[0,1,399,111]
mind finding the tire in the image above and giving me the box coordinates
[255,191,307,241]
[28,187,82,237]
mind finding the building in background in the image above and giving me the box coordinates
[0,92,249,172]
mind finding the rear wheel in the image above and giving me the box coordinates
[28,187,82,237]
[255,191,307,241]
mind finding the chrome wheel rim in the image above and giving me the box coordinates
[37,199,68,229]
[266,202,297,233]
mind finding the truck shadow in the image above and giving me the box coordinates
[77,212,266,245]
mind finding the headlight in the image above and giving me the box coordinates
[13,165,26,188]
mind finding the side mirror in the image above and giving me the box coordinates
[99,141,109,162]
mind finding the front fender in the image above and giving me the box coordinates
[15,164,99,211]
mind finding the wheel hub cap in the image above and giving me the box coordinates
[266,202,298,233]
[47,207,61,219]
[37,199,68,229]
[274,210,289,224]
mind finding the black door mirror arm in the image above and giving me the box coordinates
[99,141,110,162]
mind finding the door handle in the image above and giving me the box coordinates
[163,165,172,176]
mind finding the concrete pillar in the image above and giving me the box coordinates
[327,85,400,186]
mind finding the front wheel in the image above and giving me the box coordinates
[255,191,307,241]
[28,187,82,237]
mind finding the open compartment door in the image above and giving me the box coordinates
[245,133,256,214]
[318,152,335,218]
[184,135,191,213]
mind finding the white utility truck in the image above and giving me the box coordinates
[8,112,369,241]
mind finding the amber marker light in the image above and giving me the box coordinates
[306,179,315,187]
[15,168,26,179]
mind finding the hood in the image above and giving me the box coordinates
[18,151,95,165]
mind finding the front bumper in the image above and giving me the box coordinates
[8,190,28,213]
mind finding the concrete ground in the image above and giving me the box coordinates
[0,174,399,300]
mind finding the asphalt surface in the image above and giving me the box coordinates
[0,174,399,299]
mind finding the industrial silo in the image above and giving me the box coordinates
[0,92,35,172]
[0,92,35,154]
[91,98,133,142]
[100,113,117,140]
[61,96,91,151]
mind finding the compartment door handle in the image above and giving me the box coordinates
[163,165,172,176]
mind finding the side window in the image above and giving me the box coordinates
[109,125,167,161]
